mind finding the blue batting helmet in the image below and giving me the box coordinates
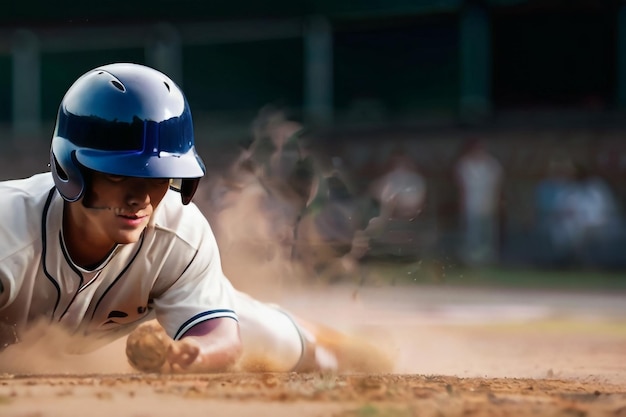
[50,62,206,205]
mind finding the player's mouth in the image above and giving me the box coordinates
[116,212,149,227]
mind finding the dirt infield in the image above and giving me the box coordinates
[0,283,624,417]
[1,372,625,417]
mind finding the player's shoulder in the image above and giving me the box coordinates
[0,171,55,195]
[151,189,215,247]
[0,172,55,259]
[0,172,56,214]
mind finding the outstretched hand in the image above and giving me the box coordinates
[126,318,242,374]
[166,338,202,372]
[125,321,202,373]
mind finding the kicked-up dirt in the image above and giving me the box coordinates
[0,283,624,417]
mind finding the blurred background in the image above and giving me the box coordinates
[2,0,626,291]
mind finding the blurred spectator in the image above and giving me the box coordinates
[534,157,625,268]
[246,104,308,198]
[567,164,625,268]
[370,145,427,221]
[242,105,311,260]
[363,144,428,261]
[454,138,504,266]
[203,105,306,212]
[533,155,579,266]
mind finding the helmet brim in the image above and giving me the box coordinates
[74,147,206,179]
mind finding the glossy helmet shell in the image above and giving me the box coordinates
[50,63,205,205]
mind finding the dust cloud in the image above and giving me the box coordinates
[201,177,310,301]
[0,320,132,374]
[1,178,624,384]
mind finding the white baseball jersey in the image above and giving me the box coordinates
[0,172,239,352]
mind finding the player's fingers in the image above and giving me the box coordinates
[167,341,200,369]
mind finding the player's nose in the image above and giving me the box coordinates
[124,179,152,207]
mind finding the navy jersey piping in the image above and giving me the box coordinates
[57,232,85,322]
[90,231,145,320]
[41,187,61,320]
[180,248,198,277]
[173,309,238,340]
[141,245,198,301]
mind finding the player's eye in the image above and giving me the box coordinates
[150,178,171,185]
[104,174,127,183]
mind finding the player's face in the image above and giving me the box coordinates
[76,172,170,245]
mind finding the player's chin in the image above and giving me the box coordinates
[113,228,147,244]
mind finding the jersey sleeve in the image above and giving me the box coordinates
[151,209,239,341]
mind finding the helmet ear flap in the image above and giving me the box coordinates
[50,145,85,202]
[180,178,200,205]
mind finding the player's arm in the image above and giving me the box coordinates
[139,203,242,373]
[166,317,242,373]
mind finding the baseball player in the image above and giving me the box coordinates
[0,63,390,373]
